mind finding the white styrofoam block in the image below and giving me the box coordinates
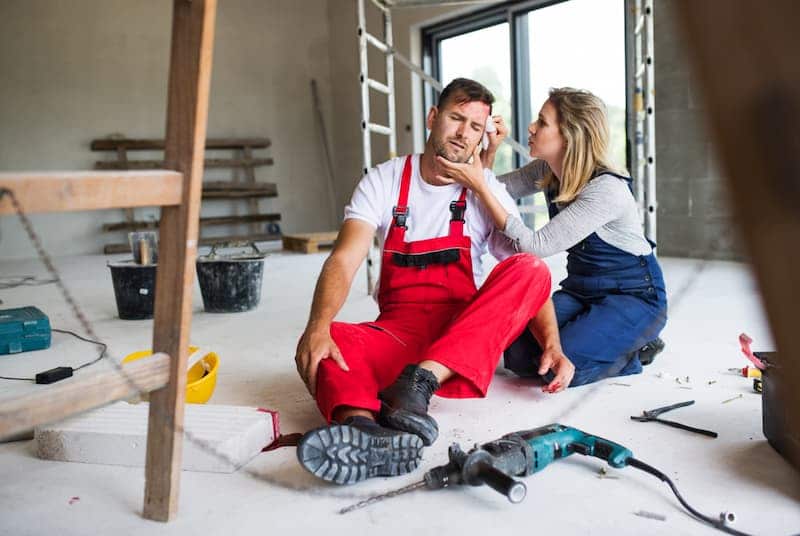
[34,402,276,473]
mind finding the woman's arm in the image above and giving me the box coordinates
[496,158,549,199]
[503,176,629,257]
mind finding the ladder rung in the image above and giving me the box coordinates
[367,123,393,136]
[635,63,646,78]
[369,0,389,13]
[365,31,389,53]
[367,78,390,94]
[635,15,645,36]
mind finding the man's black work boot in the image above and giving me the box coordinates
[296,416,423,485]
[638,337,666,366]
[378,364,440,446]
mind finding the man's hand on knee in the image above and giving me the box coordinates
[295,327,349,395]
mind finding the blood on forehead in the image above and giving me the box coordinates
[442,100,491,126]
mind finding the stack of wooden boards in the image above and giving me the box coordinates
[92,137,281,254]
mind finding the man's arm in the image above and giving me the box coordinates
[295,219,376,394]
[527,298,575,393]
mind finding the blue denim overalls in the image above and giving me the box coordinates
[504,171,668,386]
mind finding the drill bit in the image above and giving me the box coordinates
[338,480,427,515]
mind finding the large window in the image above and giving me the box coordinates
[423,0,627,228]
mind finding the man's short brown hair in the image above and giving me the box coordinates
[437,78,494,113]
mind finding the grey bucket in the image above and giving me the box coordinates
[196,242,266,313]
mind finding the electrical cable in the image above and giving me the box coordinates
[0,276,57,290]
[0,328,108,381]
[627,457,754,536]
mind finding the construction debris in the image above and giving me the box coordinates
[633,510,666,521]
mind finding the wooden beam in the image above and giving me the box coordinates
[0,171,182,214]
[102,212,281,232]
[144,0,217,523]
[675,0,800,469]
[103,231,282,254]
[90,137,270,151]
[0,354,169,440]
[94,157,274,170]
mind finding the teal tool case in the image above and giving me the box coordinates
[0,306,51,355]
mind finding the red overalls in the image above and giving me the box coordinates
[315,155,551,422]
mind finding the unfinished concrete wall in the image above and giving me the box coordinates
[0,0,336,258]
[0,0,737,261]
[653,0,741,259]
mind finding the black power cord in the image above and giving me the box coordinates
[0,275,57,290]
[627,457,754,536]
[0,328,108,382]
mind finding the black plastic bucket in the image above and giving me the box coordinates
[108,261,157,320]
[196,242,266,313]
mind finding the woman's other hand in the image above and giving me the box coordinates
[539,346,575,394]
[480,115,508,169]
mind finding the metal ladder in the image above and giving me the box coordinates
[358,0,396,294]
[356,0,534,293]
[633,0,657,243]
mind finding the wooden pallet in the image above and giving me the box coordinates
[282,231,338,253]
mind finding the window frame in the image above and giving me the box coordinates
[421,0,631,170]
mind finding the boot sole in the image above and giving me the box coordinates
[297,424,423,485]
[380,408,438,446]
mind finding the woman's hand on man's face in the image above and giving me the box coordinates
[435,144,488,194]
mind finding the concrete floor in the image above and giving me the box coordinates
[0,249,798,535]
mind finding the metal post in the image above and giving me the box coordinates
[385,9,397,159]
[358,0,371,175]
[643,0,657,243]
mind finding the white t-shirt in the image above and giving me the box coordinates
[344,154,521,286]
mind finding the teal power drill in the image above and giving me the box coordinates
[339,423,632,512]
[421,423,633,503]
[340,424,749,536]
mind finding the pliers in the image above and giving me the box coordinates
[631,400,718,438]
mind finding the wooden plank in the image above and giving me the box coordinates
[282,231,339,254]
[0,171,183,215]
[103,231,282,254]
[102,212,281,232]
[144,0,216,523]
[90,137,271,151]
[202,180,277,191]
[94,157,274,170]
[675,0,800,469]
[202,181,277,199]
[0,353,170,440]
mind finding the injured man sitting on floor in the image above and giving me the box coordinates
[294,78,574,485]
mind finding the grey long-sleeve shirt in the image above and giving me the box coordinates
[498,159,653,258]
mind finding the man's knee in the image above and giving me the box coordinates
[498,253,551,286]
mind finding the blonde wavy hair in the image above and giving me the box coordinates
[539,87,620,203]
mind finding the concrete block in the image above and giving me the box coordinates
[35,402,276,473]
